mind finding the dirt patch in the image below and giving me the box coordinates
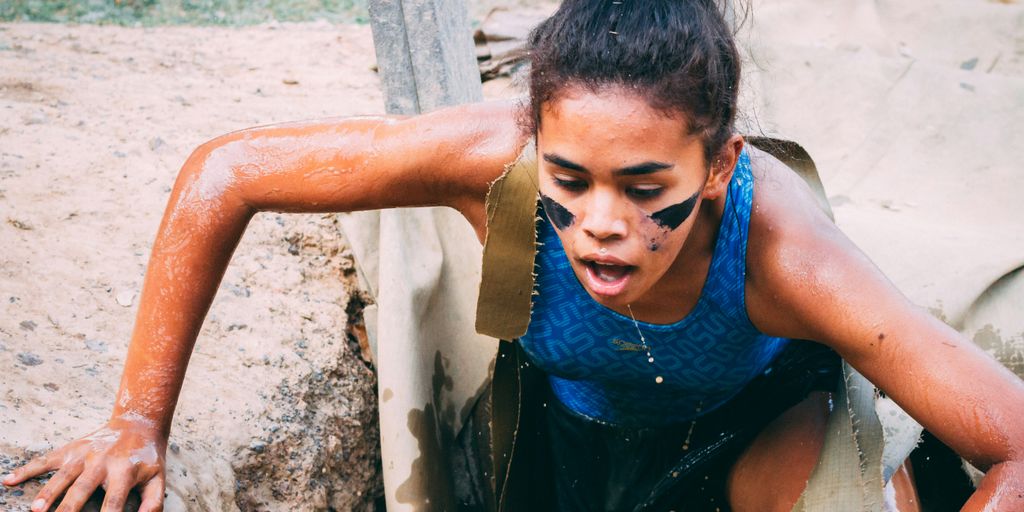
[0,21,386,511]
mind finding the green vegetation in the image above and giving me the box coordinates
[0,0,370,26]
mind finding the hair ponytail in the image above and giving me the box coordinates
[527,0,742,163]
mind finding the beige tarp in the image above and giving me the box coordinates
[342,0,1024,509]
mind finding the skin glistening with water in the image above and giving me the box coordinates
[3,91,1023,512]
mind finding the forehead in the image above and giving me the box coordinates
[537,86,703,167]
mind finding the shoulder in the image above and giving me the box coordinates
[742,143,883,343]
[403,99,533,230]
[392,98,531,194]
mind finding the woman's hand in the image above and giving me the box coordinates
[3,415,166,512]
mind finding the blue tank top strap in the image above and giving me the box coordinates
[701,149,755,329]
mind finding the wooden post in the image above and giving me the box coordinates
[368,0,483,114]
[341,2,495,511]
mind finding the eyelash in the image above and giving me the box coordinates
[553,176,587,191]
[551,177,663,199]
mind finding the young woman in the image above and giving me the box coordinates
[5,1,1023,511]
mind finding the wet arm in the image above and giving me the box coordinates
[751,220,1024,511]
[114,99,525,433]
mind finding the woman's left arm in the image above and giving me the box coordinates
[746,167,1024,511]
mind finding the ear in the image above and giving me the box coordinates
[702,135,745,200]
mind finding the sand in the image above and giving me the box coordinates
[0,21,392,511]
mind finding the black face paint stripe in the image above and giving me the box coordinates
[649,188,701,230]
[540,194,575,230]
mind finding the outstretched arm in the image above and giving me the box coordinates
[2,99,526,512]
[747,162,1024,511]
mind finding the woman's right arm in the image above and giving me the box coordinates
[2,99,527,512]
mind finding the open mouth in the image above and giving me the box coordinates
[582,260,635,296]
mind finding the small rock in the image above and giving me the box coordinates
[17,352,43,366]
[249,440,267,453]
[226,284,251,298]
[170,443,180,454]
[282,78,299,85]
[6,218,33,230]
[148,137,166,151]
[85,339,108,353]
[43,383,59,392]
[113,151,127,158]
[960,57,979,71]
[19,320,36,331]
[116,291,135,307]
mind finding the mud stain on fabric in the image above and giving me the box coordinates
[395,351,458,510]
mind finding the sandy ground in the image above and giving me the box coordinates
[0,10,532,508]
[0,20,473,511]
[1,0,1022,510]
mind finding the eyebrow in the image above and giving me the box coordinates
[543,153,673,176]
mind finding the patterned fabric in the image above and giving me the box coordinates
[519,149,789,426]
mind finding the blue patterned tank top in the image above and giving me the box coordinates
[518,149,788,426]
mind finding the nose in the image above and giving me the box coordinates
[580,189,628,241]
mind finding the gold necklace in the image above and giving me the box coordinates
[627,303,701,451]
[626,304,661,382]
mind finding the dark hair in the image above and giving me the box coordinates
[527,0,741,163]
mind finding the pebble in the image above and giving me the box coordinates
[115,291,134,307]
[249,440,267,453]
[17,352,43,366]
[85,339,108,353]
[18,320,36,331]
[148,137,165,151]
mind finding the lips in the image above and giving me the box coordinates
[580,255,635,297]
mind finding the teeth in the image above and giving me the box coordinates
[591,262,629,282]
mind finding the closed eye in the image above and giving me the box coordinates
[553,175,587,192]
[627,185,663,199]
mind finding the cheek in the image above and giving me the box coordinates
[639,220,676,253]
[641,190,702,252]
[648,189,701,230]
[539,193,576,230]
